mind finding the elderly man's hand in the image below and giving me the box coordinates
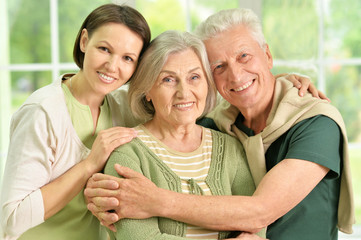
[84,164,162,232]
[277,73,330,101]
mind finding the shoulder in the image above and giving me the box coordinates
[11,82,71,137]
[16,82,66,115]
[210,128,242,146]
[292,115,340,137]
[108,138,151,166]
[209,128,245,160]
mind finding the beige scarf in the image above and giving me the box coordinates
[207,77,355,234]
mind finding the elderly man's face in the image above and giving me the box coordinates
[204,24,274,113]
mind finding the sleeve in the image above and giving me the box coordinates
[286,115,342,178]
[104,149,217,240]
[1,105,55,237]
[229,138,256,197]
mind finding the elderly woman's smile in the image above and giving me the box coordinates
[146,49,208,126]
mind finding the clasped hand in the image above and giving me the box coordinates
[84,164,161,232]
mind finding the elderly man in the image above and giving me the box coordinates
[85,8,354,240]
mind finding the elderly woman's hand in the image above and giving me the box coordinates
[84,173,120,231]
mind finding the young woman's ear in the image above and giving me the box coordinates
[79,28,89,53]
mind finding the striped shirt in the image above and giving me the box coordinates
[135,125,219,239]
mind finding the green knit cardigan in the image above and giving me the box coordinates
[104,129,257,240]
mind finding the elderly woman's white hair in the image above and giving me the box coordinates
[194,8,267,51]
[128,30,217,122]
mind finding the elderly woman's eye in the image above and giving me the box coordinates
[163,77,173,83]
[191,75,200,80]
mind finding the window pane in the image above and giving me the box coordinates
[136,0,187,38]
[263,0,318,60]
[272,65,318,86]
[11,71,52,112]
[8,0,51,63]
[190,0,239,31]
[325,0,361,58]
[58,0,110,63]
[349,147,361,225]
[326,65,361,143]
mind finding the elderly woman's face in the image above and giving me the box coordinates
[146,49,208,126]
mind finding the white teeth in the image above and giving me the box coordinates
[99,72,115,82]
[234,81,252,92]
[174,103,193,108]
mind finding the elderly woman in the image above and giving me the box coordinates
[103,30,263,240]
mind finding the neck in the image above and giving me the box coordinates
[144,118,202,152]
[241,93,274,135]
[67,72,104,110]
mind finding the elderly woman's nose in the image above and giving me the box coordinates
[176,81,191,97]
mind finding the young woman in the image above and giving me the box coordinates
[0,4,150,240]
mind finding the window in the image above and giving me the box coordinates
[1,0,360,234]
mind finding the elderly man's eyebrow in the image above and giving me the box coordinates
[209,60,223,66]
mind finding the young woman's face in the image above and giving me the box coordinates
[80,22,143,96]
[146,49,209,127]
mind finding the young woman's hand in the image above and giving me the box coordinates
[84,127,137,174]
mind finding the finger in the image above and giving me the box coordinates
[94,128,137,149]
[298,82,308,97]
[86,178,119,190]
[92,196,119,209]
[87,198,119,212]
[100,127,138,140]
[108,135,137,149]
[101,126,137,136]
[101,221,117,232]
[84,186,120,198]
[93,209,119,224]
[288,75,302,89]
[114,164,144,179]
[318,90,331,102]
[91,173,121,183]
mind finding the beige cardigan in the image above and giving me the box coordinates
[207,77,355,234]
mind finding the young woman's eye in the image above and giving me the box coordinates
[124,56,134,62]
[99,46,110,53]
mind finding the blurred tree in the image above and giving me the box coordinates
[58,0,109,63]
[136,0,186,39]
[9,0,50,94]
[263,0,318,60]
[325,0,361,141]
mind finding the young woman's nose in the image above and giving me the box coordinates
[105,56,119,73]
